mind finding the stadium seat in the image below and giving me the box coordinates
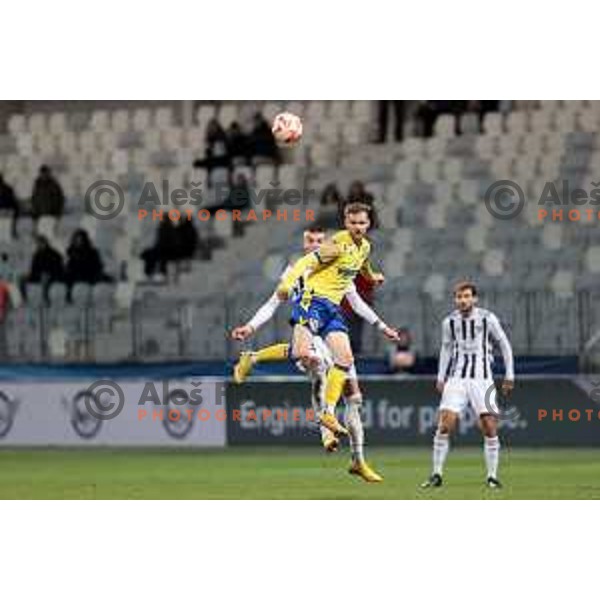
[483,113,503,135]
[111,109,130,133]
[155,106,174,129]
[434,114,456,138]
[132,108,152,131]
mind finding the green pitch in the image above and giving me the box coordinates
[1,447,600,499]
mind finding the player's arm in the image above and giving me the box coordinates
[344,283,398,341]
[276,240,340,300]
[436,318,453,393]
[359,258,385,286]
[489,313,515,395]
[231,292,282,340]
[232,266,292,340]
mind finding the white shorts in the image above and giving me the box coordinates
[297,336,357,380]
[439,377,498,417]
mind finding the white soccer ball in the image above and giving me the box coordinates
[271,112,303,146]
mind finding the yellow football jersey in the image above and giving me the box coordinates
[303,230,371,305]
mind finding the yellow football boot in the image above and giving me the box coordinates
[322,430,340,453]
[348,460,384,483]
[233,352,255,384]
[319,411,349,437]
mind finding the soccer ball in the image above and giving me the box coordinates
[271,112,303,146]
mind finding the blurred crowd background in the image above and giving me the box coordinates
[0,100,598,372]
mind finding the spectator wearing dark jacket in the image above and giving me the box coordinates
[22,235,64,302]
[65,229,111,289]
[141,219,198,278]
[227,121,249,165]
[248,112,279,163]
[316,183,343,229]
[31,165,65,221]
[0,173,19,238]
[193,119,230,182]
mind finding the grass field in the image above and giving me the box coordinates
[1,447,600,499]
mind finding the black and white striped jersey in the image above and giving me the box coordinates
[437,307,514,382]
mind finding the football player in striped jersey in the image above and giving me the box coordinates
[422,281,514,490]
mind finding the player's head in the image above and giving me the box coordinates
[343,202,371,241]
[453,280,478,314]
[303,226,325,253]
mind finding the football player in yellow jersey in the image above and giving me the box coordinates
[276,202,384,445]
[231,223,399,482]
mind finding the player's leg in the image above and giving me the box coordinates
[472,380,502,488]
[291,323,320,371]
[480,415,501,488]
[344,373,383,483]
[421,380,465,488]
[308,365,339,452]
[318,330,354,436]
[233,342,289,384]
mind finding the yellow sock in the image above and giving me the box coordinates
[324,365,348,409]
[254,343,289,363]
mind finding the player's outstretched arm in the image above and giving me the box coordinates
[231,292,282,340]
[436,318,453,393]
[344,283,398,341]
[489,313,515,393]
[276,240,340,300]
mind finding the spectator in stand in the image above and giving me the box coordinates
[0,173,19,239]
[21,235,65,302]
[415,101,438,138]
[377,101,405,143]
[227,121,249,165]
[64,229,112,296]
[248,112,278,164]
[0,252,23,357]
[141,218,198,279]
[31,165,65,222]
[193,118,229,180]
[316,183,343,229]
[207,172,251,237]
[387,327,416,374]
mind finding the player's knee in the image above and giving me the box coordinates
[346,393,362,406]
[344,379,360,398]
[334,355,354,371]
[437,424,451,436]
[296,353,315,370]
[480,416,497,437]
[437,418,455,435]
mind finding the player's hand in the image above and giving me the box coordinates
[382,326,400,341]
[371,273,385,287]
[231,325,254,341]
[436,380,445,394]
[276,286,289,302]
[501,379,514,396]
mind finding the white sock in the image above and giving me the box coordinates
[309,374,329,439]
[432,432,449,475]
[345,395,364,462]
[484,436,500,479]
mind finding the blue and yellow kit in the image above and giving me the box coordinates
[278,230,377,337]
